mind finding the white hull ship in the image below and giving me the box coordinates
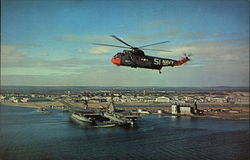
[71,112,93,123]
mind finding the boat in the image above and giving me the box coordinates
[71,112,94,123]
[103,112,134,126]
[37,107,50,113]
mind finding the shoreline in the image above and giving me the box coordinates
[1,102,249,121]
[1,101,65,109]
[1,103,40,109]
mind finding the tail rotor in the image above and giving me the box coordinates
[183,52,192,58]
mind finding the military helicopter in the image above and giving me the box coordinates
[94,35,191,74]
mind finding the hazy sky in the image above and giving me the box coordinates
[1,0,249,86]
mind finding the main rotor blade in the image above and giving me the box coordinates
[110,35,134,48]
[93,43,131,49]
[142,48,172,52]
[139,41,170,48]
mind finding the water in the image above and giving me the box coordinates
[0,105,249,160]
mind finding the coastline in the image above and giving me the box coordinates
[1,101,65,109]
[1,101,249,120]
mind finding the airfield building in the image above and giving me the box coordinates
[171,104,195,115]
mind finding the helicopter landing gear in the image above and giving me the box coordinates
[159,70,162,74]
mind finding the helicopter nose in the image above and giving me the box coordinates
[111,57,121,66]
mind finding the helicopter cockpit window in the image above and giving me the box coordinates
[113,53,122,58]
[123,50,130,54]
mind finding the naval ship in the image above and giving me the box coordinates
[103,100,139,127]
[70,97,140,127]
[71,112,95,123]
[70,99,100,124]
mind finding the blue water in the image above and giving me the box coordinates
[0,105,249,160]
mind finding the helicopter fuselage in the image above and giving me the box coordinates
[111,50,189,71]
[94,35,190,73]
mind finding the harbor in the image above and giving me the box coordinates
[69,99,141,127]
[0,87,249,159]
[1,86,248,122]
[0,105,249,160]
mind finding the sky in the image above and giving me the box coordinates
[1,0,249,87]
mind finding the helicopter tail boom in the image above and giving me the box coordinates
[176,57,190,66]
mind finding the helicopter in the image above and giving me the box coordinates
[93,35,191,74]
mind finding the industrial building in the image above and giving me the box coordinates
[171,104,195,115]
[155,96,170,103]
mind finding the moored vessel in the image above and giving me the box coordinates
[71,112,94,123]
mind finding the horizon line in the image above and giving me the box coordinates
[1,85,249,88]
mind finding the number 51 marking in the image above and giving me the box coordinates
[154,58,161,65]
